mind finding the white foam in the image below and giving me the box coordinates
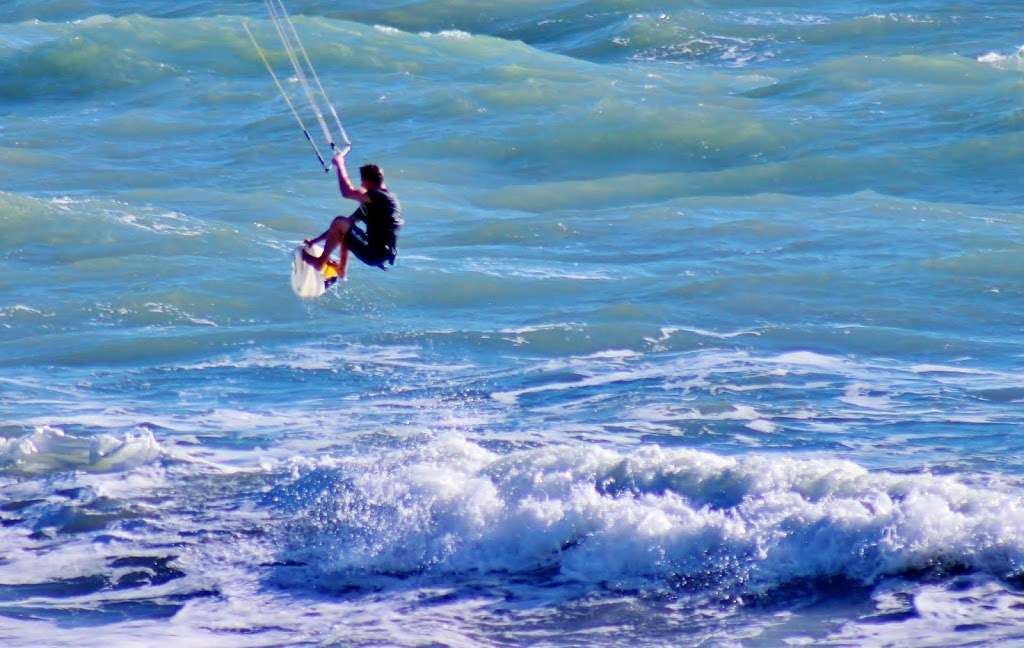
[865,13,936,25]
[436,30,472,40]
[646,326,762,349]
[830,575,1024,646]
[418,29,473,40]
[0,304,54,320]
[840,383,891,410]
[746,419,777,434]
[277,437,1024,592]
[117,209,205,237]
[977,46,1024,69]
[978,52,1007,64]
[0,426,161,474]
[773,351,844,369]
[497,322,582,335]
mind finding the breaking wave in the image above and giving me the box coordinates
[272,437,1024,594]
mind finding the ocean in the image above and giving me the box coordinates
[2,1,1024,646]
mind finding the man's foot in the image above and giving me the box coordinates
[300,250,323,270]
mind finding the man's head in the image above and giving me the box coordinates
[359,164,384,190]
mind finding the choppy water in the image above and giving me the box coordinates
[2,2,1024,646]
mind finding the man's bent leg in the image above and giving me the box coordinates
[302,216,351,270]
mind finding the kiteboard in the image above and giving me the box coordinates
[290,245,340,299]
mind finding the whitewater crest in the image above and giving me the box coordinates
[978,46,1024,70]
[0,426,161,474]
[271,437,1024,593]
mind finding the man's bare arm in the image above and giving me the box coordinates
[333,149,370,204]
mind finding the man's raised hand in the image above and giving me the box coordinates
[332,146,351,166]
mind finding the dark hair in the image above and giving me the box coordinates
[360,164,384,186]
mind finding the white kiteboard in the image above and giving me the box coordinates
[291,244,337,299]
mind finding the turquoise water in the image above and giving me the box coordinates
[2,2,1024,646]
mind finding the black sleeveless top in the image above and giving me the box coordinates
[354,187,402,252]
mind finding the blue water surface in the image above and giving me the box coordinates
[2,2,1024,646]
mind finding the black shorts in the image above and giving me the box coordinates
[345,224,394,269]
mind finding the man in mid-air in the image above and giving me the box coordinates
[302,149,403,280]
